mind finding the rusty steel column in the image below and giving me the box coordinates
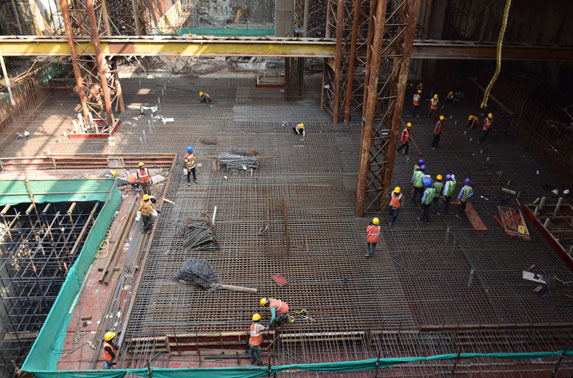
[380,0,420,207]
[86,0,114,125]
[343,0,360,123]
[331,0,345,124]
[59,0,90,123]
[356,0,388,217]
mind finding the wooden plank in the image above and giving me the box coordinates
[465,202,488,231]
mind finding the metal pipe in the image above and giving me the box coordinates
[553,197,563,216]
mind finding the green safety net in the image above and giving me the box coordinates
[13,179,122,373]
[27,351,573,378]
[178,27,275,36]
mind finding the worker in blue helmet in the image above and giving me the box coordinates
[184,146,197,185]
[418,180,435,224]
[456,178,474,218]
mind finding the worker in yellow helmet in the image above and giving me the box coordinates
[365,217,381,257]
[294,122,305,138]
[466,114,479,129]
[386,187,403,227]
[136,162,152,195]
[446,90,454,104]
[199,91,212,104]
[249,313,267,365]
[478,113,493,144]
[260,297,290,327]
[137,194,159,234]
[431,115,445,150]
[433,175,444,214]
[412,90,421,118]
[102,332,116,369]
[397,122,412,155]
[428,94,439,121]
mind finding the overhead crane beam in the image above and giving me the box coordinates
[0,36,572,61]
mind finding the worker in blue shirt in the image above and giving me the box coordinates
[456,178,474,218]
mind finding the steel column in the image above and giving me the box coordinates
[331,0,345,124]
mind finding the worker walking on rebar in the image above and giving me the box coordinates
[478,113,493,143]
[137,194,159,233]
[365,217,381,257]
[419,181,435,224]
[456,178,474,219]
[428,94,439,121]
[293,123,305,138]
[411,164,426,204]
[136,162,152,195]
[446,91,454,104]
[249,313,267,366]
[184,146,197,185]
[466,115,479,129]
[260,297,290,326]
[412,90,421,118]
[431,115,444,150]
[386,187,402,227]
[433,175,444,214]
[199,91,212,104]
[102,332,117,369]
[441,174,456,215]
[396,122,412,155]
[413,159,424,174]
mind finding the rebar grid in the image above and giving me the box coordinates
[0,201,101,377]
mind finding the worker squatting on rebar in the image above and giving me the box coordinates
[136,162,153,195]
[260,297,291,327]
[103,332,117,369]
[184,146,198,185]
[199,91,212,104]
[248,313,267,365]
[293,122,305,139]
[365,218,380,257]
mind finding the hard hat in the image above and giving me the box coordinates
[110,170,117,177]
[425,181,433,186]
[433,94,438,99]
[260,298,268,306]
[419,82,423,86]
[406,122,412,127]
[448,91,454,95]
[446,174,452,180]
[468,115,474,120]
[143,194,150,201]
[417,89,422,94]
[138,162,144,167]
[394,187,401,193]
[409,83,413,87]
[465,178,471,184]
[252,313,261,321]
[420,165,426,171]
[372,217,380,225]
[300,123,304,128]
[104,332,116,341]
[199,91,203,96]
[418,159,424,165]
[488,113,493,118]
[436,174,443,180]
[439,115,445,120]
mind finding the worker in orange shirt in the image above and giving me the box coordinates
[431,115,444,150]
[365,217,380,257]
[466,115,479,129]
[478,113,493,143]
[428,94,439,121]
[386,187,402,227]
[396,122,412,155]
[249,313,267,366]
[260,297,290,327]
[199,91,212,104]
[136,162,152,195]
[412,90,421,118]
[102,332,116,369]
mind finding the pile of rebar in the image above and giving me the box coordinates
[177,213,219,250]
[218,152,260,172]
[172,258,220,289]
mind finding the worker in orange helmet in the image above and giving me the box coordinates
[365,217,381,257]
[466,114,479,129]
[136,162,152,195]
[428,94,439,121]
[431,115,444,150]
[249,313,267,365]
[260,297,290,327]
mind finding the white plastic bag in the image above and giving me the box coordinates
[183,168,188,174]
[135,211,141,222]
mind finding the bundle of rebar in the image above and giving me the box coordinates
[172,258,220,289]
[231,147,258,156]
[219,152,260,172]
[177,213,219,250]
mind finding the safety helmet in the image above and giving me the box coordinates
[417,89,422,94]
[419,82,423,87]
[372,217,380,225]
[468,115,474,120]
[252,313,261,321]
[465,178,471,184]
[260,298,268,306]
[420,165,426,171]
[138,162,144,167]
[199,91,203,96]
[406,122,412,127]
[418,159,424,165]
[143,194,150,201]
[446,174,452,180]
[110,170,117,177]
[433,94,438,99]
[448,91,453,95]
[488,113,493,118]
[439,115,445,120]
[425,181,433,186]
[436,174,442,181]
[300,123,304,129]
[104,332,116,341]
[187,146,194,152]
[394,187,401,193]
[409,83,413,88]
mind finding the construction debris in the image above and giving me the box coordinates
[177,213,219,250]
[219,153,260,172]
[231,147,258,156]
[152,115,175,124]
[498,206,530,240]
[200,136,217,145]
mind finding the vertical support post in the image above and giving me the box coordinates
[380,0,420,207]
[111,60,125,112]
[356,0,388,217]
[101,0,112,36]
[553,197,563,216]
[331,0,345,124]
[132,0,143,35]
[0,49,15,106]
[302,0,310,37]
[10,0,24,34]
[86,0,114,126]
[343,0,361,123]
[59,0,91,123]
